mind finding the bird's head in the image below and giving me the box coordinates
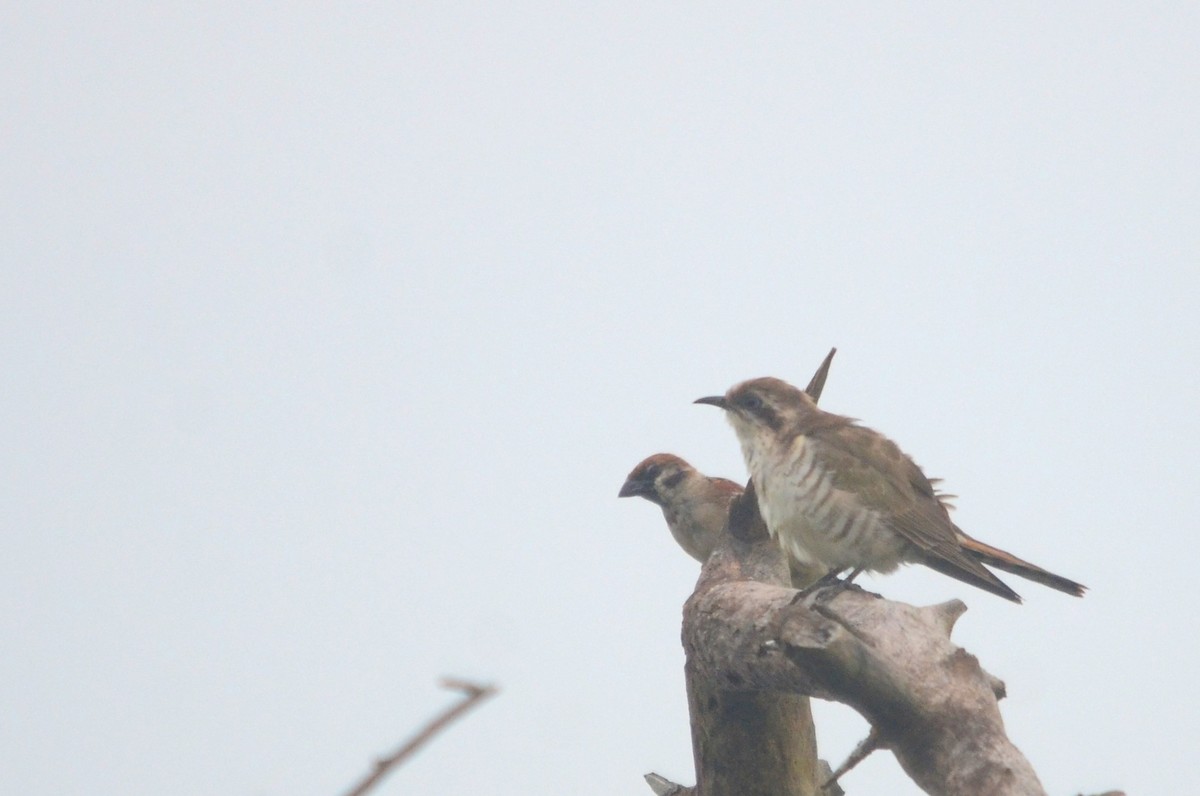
[618,453,696,507]
[695,377,814,444]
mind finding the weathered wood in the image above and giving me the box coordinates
[681,487,1045,796]
[682,483,822,796]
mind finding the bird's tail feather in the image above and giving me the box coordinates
[920,552,1024,603]
[958,534,1087,597]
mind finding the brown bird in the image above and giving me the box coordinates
[695,376,1086,602]
[618,453,742,563]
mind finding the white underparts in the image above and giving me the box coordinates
[736,428,906,573]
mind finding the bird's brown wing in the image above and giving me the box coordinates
[705,476,747,532]
[708,476,745,498]
[813,423,1022,603]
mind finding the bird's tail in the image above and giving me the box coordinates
[958,533,1087,597]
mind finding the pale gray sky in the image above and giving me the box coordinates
[3,4,1197,795]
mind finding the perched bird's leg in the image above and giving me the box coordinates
[789,568,846,604]
[812,567,870,604]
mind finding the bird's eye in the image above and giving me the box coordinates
[739,393,763,411]
[643,465,661,481]
[660,469,686,490]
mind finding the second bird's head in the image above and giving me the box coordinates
[618,453,697,506]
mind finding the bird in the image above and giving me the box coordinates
[619,453,845,587]
[695,376,1086,602]
[618,453,742,563]
[618,347,841,579]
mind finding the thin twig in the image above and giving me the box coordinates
[340,677,498,796]
[822,726,884,791]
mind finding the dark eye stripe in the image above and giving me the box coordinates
[736,393,782,430]
[755,405,783,433]
[661,470,686,490]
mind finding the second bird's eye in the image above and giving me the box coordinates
[660,469,686,490]
[740,394,763,411]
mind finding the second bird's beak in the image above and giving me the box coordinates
[618,477,649,498]
[694,396,728,409]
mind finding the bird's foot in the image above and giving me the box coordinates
[814,568,868,603]
[790,568,878,606]
[789,569,846,606]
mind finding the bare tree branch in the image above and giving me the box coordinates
[680,479,823,796]
[682,489,1044,796]
[340,677,497,796]
[642,348,1114,794]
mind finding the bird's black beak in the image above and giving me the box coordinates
[694,396,728,410]
[618,476,650,499]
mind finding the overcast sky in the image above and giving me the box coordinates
[4,4,1198,795]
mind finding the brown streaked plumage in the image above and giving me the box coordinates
[695,376,1086,603]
